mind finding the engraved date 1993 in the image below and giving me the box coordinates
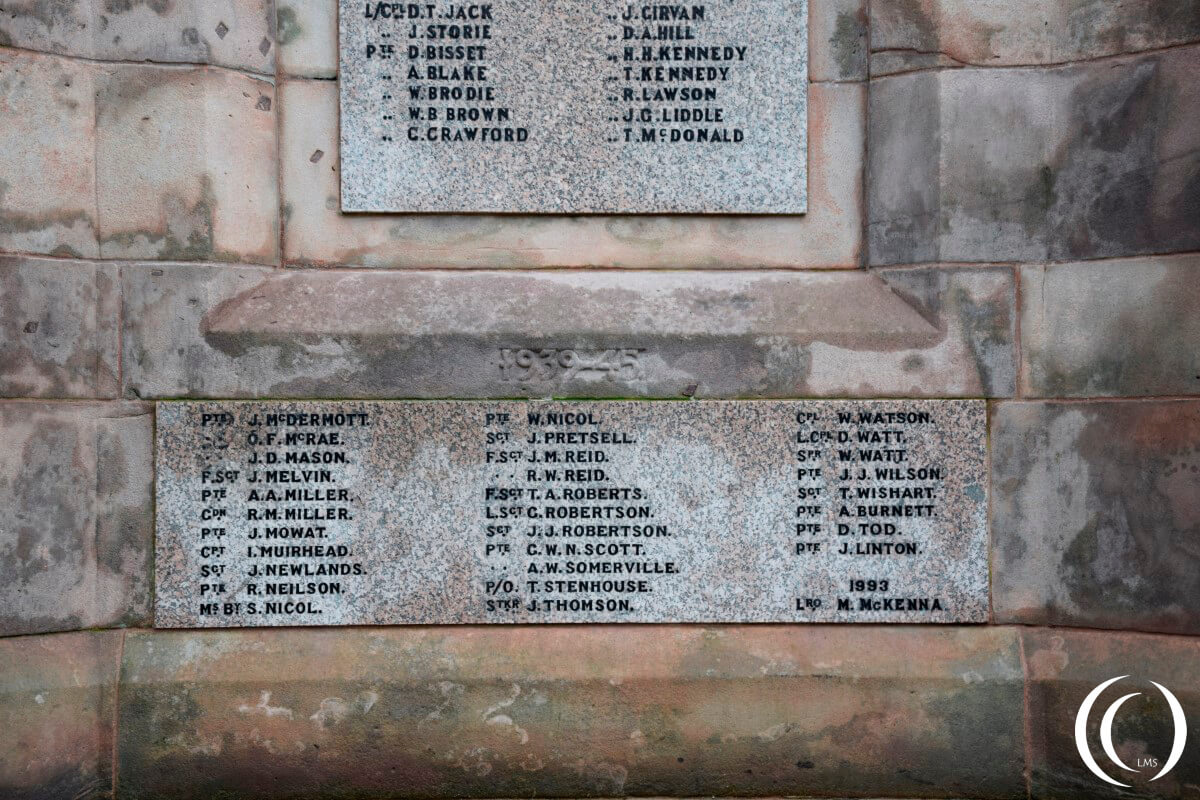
[498,348,644,383]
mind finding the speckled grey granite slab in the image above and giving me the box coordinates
[155,400,986,626]
[339,0,808,212]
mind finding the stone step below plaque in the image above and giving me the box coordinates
[156,400,987,626]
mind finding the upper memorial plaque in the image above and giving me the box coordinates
[339,1,809,213]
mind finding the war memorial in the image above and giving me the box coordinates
[0,0,1198,797]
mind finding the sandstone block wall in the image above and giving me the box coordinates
[0,1,1197,798]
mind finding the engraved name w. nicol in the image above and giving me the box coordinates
[339,0,809,213]
[155,400,988,627]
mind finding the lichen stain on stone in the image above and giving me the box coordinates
[276,6,303,46]
[4,0,84,32]
[104,0,173,16]
[238,691,295,720]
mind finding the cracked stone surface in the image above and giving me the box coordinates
[870,0,1200,75]
[1,50,279,264]
[0,256,120,398]
[869,45,1200,265]
[1019,254,1200,398]
[0,0,276,74]
[0,401,153,636]
[992,400,1200,635]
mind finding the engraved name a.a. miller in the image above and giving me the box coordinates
[154,400,988,627]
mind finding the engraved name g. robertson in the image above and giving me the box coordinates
[155,401,987,628]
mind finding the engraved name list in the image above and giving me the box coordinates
[339,1,809,212]
[155,401,987,627]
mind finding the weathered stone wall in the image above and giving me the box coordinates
[0,0,1197,797]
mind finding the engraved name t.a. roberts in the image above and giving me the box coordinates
[338,0,809,213]
[153,400,988,627]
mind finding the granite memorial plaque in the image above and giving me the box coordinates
[339,1,808,213]
[156,401,987,626]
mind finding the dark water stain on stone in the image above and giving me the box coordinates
[1057,403,1200,628]
[888,0,939,52]
[0,181,96,244]
[0,768,108,800]
[1,422,87,592]
[1051,56,1173,259]
[100,176,232,261]
[1034,266,1200,396]
[6,0,83,32]
[830,11,867,79]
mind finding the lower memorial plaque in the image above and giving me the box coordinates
[156,401,988,626]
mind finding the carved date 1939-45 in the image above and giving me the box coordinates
[498,348,644,383]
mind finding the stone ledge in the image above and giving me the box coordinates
[279,79,863,269]
[0,256,119,398]
[0,626,1194,798]
[0,48,279,265]
[0,401,154,637]
[1019,254,1200,398]
[868,45,1200,265]
[120,264,1014,399]
[0,0,276,75]
[992,400,1200,636]
[0,630,122,800]
[870,0,1200,75]
[116,626,1025,799]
